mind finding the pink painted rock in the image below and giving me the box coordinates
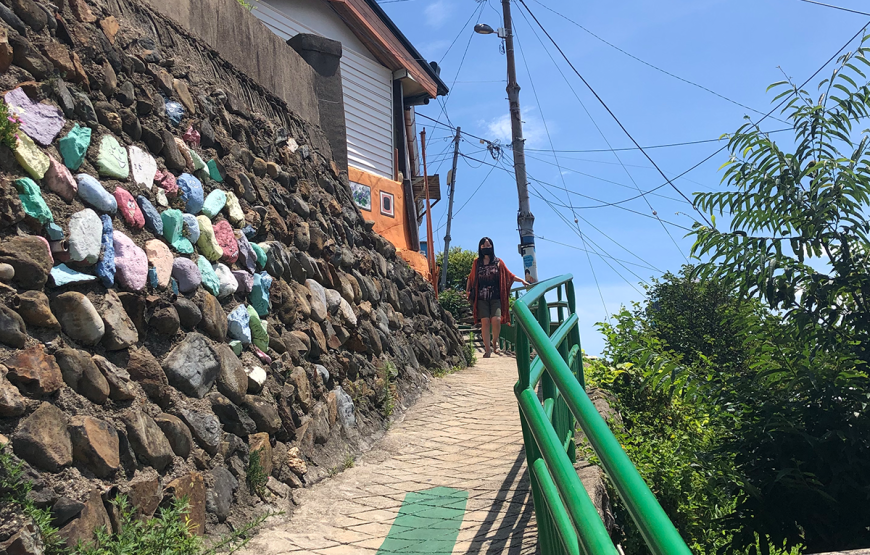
[174,138,194,171]
[213,221,239,264]
[156,170,178,197]
[35,236,53,265]
[145,240,172,289]
[183,125,200,147]
[113,187,144,229]
[44,156,77,203]
[112,231,147,291]
[232,270,253,295]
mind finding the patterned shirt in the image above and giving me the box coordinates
[477,258,501,301]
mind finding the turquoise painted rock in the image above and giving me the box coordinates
[97,135,129,179]
[14,177,53,224]
[162,209,194,253]
[58,124,91,171]
[201,189,227,219]
[50,264,97,286]
[207,159,224,183]
[197,256,220,296]
[250,271,272,317]
[178,174,203,214]
[14,134,50,180]
[196,216,223,262]
[75,174,117,214]
[251,243,267,270]
[247,305,269,352]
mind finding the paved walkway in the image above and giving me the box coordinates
[241,354,538,554]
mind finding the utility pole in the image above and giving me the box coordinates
[501,0,537,283]
[440,126,461,292]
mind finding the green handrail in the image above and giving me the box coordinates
[512,274,692,555]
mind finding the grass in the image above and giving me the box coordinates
[246,449,268,497]
[377,361,398,418]
[326,454,356,478]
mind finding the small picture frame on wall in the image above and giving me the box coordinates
[350,182,372,211]
[380,191,395,217]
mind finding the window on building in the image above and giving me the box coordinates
[380,191,395,217]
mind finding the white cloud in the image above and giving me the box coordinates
[482,107,549,149]
[424,0,451,28]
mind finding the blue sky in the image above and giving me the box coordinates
[380,0,869,354]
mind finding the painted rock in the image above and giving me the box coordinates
[156,170,178,197]
[190,150,206,172]
[44,155,77,203]
[247,306,269,352]
[76,174,117,214]
[58,124,91,171]
[172,258,201,293]
[213,263,237,298]
[129,146,157,189]
[14,134,50,180]
[232,270,253,295]
[227,305,250,344]
[113,231,148,291]
[250,272,272,317]
[213,221,238,264]
[174,138,194,171]
[137,196,162,235]
[236,232,256,274]
[207,159,225,183]
[178,173,203,214]
[97,135,129,179]
[95,215,115,287]
[114,187,144,229]
[5,87,65,146]
[162,209,193,253]
[183,125,200,147]
[13,177,52,224]
[183,213,200,244]
[195,216,223,262]
[201,189,226,219]
[145,240,172,289]
[197,256,220,296]
[224,192,244,226]
[50,264,98,286]
[251,243,267,270]
[155,187,168,207]
[68,209,102,264]
[46,223,63,241]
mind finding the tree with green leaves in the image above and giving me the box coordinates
[688,35,870,552]
[436,247,476,292]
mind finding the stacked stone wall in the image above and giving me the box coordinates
[0,0,466,547]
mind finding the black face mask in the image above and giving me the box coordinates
[481,247,494,257]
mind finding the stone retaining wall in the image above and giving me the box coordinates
[0,0,466,549]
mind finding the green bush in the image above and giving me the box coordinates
[0,101,22,149]
[438,289,470,322]
[436,247,476,292]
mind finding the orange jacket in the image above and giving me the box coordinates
[466,257,517,325]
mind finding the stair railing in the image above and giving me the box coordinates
[512,274,692,555]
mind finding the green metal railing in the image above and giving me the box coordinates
[512,274,692,555]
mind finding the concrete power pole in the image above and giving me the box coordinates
[440,126,461,292]
[502,0,537,283]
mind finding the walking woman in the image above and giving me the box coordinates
[466,237,529,357]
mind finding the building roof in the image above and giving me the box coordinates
[327,0,449,99]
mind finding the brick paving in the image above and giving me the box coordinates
[240,354,539,554]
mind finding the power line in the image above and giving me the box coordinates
[798,0,870,17]
[529,0,789,124]
[525,130,794,153]
[435,160,498,233]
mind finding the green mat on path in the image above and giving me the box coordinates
[377,486,468,554]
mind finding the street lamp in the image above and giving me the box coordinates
[474,2,537,284]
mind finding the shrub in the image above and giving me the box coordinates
[246,449,268,497]
[0,101,22,149]
[435,247,476,291]
[463,332,476,367]
[438,289,470,322]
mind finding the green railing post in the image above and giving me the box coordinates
[512,274,692,555]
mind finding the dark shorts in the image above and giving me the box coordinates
[477,299,502,320]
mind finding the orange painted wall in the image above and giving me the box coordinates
[348,167,412,251]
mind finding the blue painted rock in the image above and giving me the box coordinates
[95,215,115,288]
[76,174,117,214]
[137,196,163,235]
[178,173,203,214]
[227,305,251,344]
[249,272,272,317]
[182,213,200,244]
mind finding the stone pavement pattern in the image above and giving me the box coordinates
[241,354,538,554]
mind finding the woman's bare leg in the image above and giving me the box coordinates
[491,318,501,353]
[481,318,492,356]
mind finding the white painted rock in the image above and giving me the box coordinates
[129,146,157,190]
[68,209,103,264]
[245,366,267,393]
[213,263,237,298]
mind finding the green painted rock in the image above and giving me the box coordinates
[197,256,220,296]
[14,178,53,224]
[14,134,50,180]
[207,159,224,183]
[229,340,243,356]
[201,189,227,219]
[251,243,267,270]
[195,215,223,262]
[162,209,194,253]
[247,305,269,352]
[58,124,91,171]
[190,150,206,172]
[97,135,129,179]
